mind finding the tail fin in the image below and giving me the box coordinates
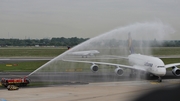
[128,33,134,54]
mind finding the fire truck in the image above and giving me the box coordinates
[1,77,30,87]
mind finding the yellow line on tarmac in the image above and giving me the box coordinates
[150,82,160,84]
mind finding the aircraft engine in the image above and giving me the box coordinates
[172,66,180,76]
[114,67,124,76]
[90,64,99,72]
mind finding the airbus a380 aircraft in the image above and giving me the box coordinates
[64,34,180,82]
[68,50,100,58]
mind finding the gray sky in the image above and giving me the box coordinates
[0,0,180,39]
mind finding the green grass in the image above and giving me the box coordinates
[0,61,48,72]
[161,58,180,64]
[0,47,180,72]
[152,47,180,56]
[0,48,67,72]
[0,48,67,57]
[0,47,179,57]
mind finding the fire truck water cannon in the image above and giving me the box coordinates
[1,77,30,87]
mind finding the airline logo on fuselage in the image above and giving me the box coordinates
[144,62,153,67]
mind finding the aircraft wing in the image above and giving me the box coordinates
[62,59,146,71]
[165,63,180,68]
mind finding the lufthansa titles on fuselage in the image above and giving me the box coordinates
[144,62,153,67]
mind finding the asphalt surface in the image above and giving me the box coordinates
[2,80,179,101]
[1,71,180,101]
[0,71,180,83]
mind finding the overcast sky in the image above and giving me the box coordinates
[0,0,180,39]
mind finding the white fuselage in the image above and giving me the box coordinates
[128,54,166,76]
[69,50,100,56]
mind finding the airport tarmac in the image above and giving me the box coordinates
[1,71,180,83]
[1,71,180,101]
[0,79,180,101]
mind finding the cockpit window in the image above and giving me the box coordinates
[157,66,165,68]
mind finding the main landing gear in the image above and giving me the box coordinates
[129,69,137,78]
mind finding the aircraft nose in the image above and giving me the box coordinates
[158,68,166,76]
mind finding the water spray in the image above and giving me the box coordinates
[27,22,175,83]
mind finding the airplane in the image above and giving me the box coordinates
[68,50,100,58]
[63,33,180,82]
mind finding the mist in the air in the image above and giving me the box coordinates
[29,22,175,84]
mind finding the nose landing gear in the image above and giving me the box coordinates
[158,76,162,82]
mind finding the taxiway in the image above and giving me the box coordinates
[0,79,180,101]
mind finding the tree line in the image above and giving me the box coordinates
[0,37,179,47]
[0,37,89,47]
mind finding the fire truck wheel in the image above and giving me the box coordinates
[26,80,30,84]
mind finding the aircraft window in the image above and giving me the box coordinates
[157,66,164,68]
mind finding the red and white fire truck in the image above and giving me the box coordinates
[1,77,30,87]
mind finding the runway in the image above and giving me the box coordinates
[1,71,180,83]
[0,79,180,101]
[1,71,180,101]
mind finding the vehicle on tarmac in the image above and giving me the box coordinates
[1,77,30,87]
[7,85,19,90]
